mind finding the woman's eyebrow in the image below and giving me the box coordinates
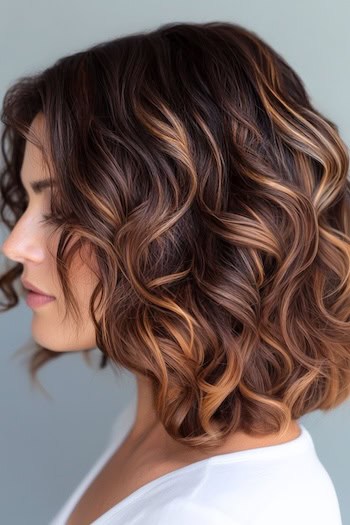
[21,177,57,195]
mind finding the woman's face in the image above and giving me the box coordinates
[0,113,99,353]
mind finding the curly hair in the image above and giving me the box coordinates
[1,20,350,452]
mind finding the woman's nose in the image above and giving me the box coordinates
[0,221,44,264]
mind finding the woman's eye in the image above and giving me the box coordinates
[20,196,50,221]
[19,192,64,227]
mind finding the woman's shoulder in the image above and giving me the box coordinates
[102,423,342,525]
[178,426,342,525]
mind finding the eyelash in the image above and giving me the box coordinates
[39,213,56,225]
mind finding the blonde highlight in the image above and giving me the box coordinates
[1,21,350,452]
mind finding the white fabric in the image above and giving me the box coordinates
[49,392,343,525]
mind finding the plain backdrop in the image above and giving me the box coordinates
[0,1,349,523]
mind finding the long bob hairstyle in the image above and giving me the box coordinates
[1,21,350,451]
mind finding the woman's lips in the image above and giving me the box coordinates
[25,291,56,308]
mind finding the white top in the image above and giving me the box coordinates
[49,393,343,525]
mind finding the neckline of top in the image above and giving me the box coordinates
[89,398,313,524]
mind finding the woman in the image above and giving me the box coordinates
[0,20,346,525]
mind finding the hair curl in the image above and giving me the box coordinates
[1,20,350,452]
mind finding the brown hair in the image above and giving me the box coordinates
[1,21,350,451]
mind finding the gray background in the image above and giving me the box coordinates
[1,1,349,523]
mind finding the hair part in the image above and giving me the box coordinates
[1,20,350,452]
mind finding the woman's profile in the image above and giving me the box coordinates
[0,20,348,525]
